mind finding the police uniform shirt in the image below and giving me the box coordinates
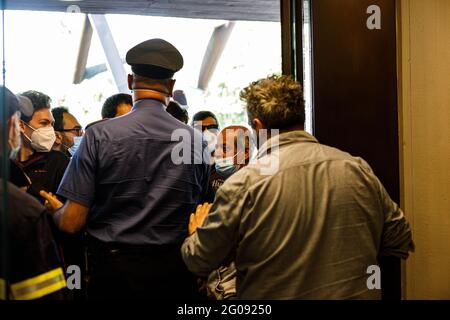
[0,180,66,300]
[57,99,210,246]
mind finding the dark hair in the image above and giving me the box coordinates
[191,111,219,127]
[19,90,52,122]
[240,74,305,130]
[101,93,133,119]
[132,74,172,87]
[51,106,69,131]
[166,101,189,124]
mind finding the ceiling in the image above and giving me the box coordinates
[5,0,281,22]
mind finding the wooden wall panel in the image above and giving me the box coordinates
[311,0,401,299]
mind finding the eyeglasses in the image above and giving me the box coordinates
[202,124,219,132]
[59,127,84,136]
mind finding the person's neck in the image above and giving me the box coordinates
[18,142,34,162]
[132,88,169,105]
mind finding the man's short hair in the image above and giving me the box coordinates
[166,101,189,124]
[191,110,219,127]
[52,107,69,131]
[101,93,133,119]
[240,75,305,130]
[19,90,52,123]
[132,74,172,87]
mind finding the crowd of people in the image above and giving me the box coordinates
[0,38,414,300]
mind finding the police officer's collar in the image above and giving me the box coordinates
[131,99,167,112]
[132,87,171,105]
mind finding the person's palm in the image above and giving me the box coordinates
[188,203,212,235]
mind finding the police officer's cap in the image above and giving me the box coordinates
[126,38,183,79]
[2,86,33,119]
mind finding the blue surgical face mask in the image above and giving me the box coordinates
[215,152,241,179]
[68,136,83,156]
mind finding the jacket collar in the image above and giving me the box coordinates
[257,130,318,159]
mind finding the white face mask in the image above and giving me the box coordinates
[23,122,56,153]
[203,129,218,150]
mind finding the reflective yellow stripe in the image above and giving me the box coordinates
[11,268,66,300]
[0,278,6,300]
[13,279,67,300]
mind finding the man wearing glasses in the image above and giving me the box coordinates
[191,111,220,202]
[51,106,86,301]
[52,107,84,157]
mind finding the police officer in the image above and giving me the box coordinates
[1,86,66,300]
[42,39,210,299]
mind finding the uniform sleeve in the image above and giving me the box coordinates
[199,137,212,203]
[181,179,246,277]
[10,205,66,300]
[57,130,97,207]
[201,164,212,203]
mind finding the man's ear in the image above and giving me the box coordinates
[54,132,63,146]
[167,79,176,97]
[127,74,133,90]
[253,118,265,131]
[244,149,251,164]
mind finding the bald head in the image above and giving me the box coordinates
[215,125,252,167]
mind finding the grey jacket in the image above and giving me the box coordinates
[182,130,414,299]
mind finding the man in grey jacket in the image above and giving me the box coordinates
[182,75,414,299]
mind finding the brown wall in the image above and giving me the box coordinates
[310,0,401,299]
